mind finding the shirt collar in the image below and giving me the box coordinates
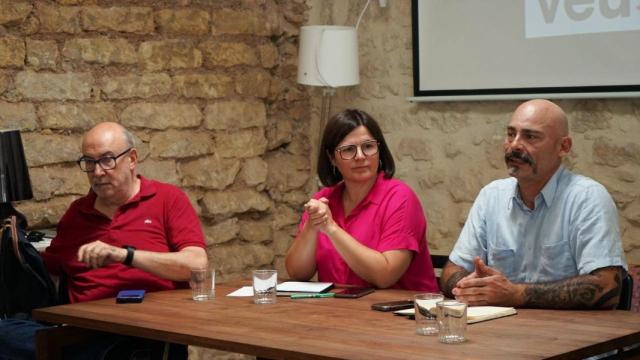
[509,165,565,210]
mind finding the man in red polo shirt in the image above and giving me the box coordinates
[0,122,207,360]
[43,122,207,302]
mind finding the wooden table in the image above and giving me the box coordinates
[33,281,640,360]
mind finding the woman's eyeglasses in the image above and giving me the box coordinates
[335,140,379,160]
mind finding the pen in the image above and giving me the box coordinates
[290,293,335,299]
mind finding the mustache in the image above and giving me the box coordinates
[504,151,535,167]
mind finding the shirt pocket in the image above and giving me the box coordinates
[540,242,576,281]
[488,248,515,278]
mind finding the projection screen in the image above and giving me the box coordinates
[410,0,640,101]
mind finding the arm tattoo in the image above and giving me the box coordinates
[441,269,469,298]
[523,268,622,309]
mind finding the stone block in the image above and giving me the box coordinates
[210,244,275,275]
[258,43,279,68]
[29,165,87,200]
[173,74,235,99]
[0,2,32,25]
[204,100,266,130]
[0,102,37,130]
[121,103,202,130]
[214,128,267,159]
[211,9,276,36]
[0,73,9,94]
[238,218,272,242]
[273,229,295,256]
[201,189,272,216]
[23,133,80,166]
[38,103,116,129]
[0,37,25,68]
[265,152,309,192]
[100,73,171,99]
[203,218,239,246]
[593,137,640,167]
[149,129,213,159]
[199,40,257,68]
[155,9,210,36]
[139,41,202,71]
[16,71,93,100]
[234,69,271,98]
[36,3,81,33]
[238,157,268,187]
[179,156,240,190]
[62,38,137,65]
[137,159,179,186]
[626,199,640,226]
[15,195,80,229]
[266,116,293,150]
[26,39,58,69]
[396,137,432,161]
[81,6,154,34]
[272,204,299,230]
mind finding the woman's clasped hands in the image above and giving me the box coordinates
[304,197,336,232]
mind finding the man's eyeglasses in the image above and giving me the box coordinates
[335,140,379,160]
[77,147,132,172]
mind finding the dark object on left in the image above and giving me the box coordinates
[0,216,58,319]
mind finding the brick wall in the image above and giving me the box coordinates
[0,1,312,291]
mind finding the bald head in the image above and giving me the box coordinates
[512,99,569,138]
[82,122,135,152]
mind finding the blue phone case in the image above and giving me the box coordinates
[116,290,145,303]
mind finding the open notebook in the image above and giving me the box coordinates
[394,306,517,324]
[276,282,334,296]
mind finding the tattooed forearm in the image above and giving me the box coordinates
[523,267,622,309]
[441,269,469,298]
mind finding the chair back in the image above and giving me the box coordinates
[617,272,633,310]
[430,254,449,281]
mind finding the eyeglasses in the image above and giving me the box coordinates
[335,140,379,160]
[77,147,132,172]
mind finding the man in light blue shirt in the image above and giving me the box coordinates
[441,99,627,309]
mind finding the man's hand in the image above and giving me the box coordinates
[77,240,126,269]
[452,257,523,306]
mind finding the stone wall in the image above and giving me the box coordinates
[1,0,312,287]
[307,0,640,264]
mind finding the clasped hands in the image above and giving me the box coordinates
[304,197,336,232]
[452,256,522,307]
[77,240,127,269]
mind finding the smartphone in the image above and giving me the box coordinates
[334,287,375,298]
[116,290,145,303]
[371,300,414,312]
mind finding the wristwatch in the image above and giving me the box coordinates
[122,245,136,266]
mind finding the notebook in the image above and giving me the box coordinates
[394,306,517,324]
[276,281,334,296]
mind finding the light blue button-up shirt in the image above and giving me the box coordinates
[450,166,627,283]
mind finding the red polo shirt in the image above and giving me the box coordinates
[42,176,206,303]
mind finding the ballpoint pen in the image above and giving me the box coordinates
[290,293,336,299]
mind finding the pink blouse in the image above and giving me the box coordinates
[297,172,438,291]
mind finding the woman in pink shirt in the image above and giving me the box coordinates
[285,109,438,291]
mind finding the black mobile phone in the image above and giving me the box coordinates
[116,290,145,303]
[334,287,375,298]
[371,300,414,312]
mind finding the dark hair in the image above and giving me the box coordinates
[317,109,395,186]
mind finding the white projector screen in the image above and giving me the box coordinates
[411,0,640,101]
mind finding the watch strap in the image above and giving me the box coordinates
[122,245,136,266]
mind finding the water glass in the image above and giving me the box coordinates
[253,269,277,304]
[190,267,215,301]
[436,300,467,344]
[414,293,444,335]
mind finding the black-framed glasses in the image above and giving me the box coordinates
[77,147,132,172]
[335,140,379,160]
